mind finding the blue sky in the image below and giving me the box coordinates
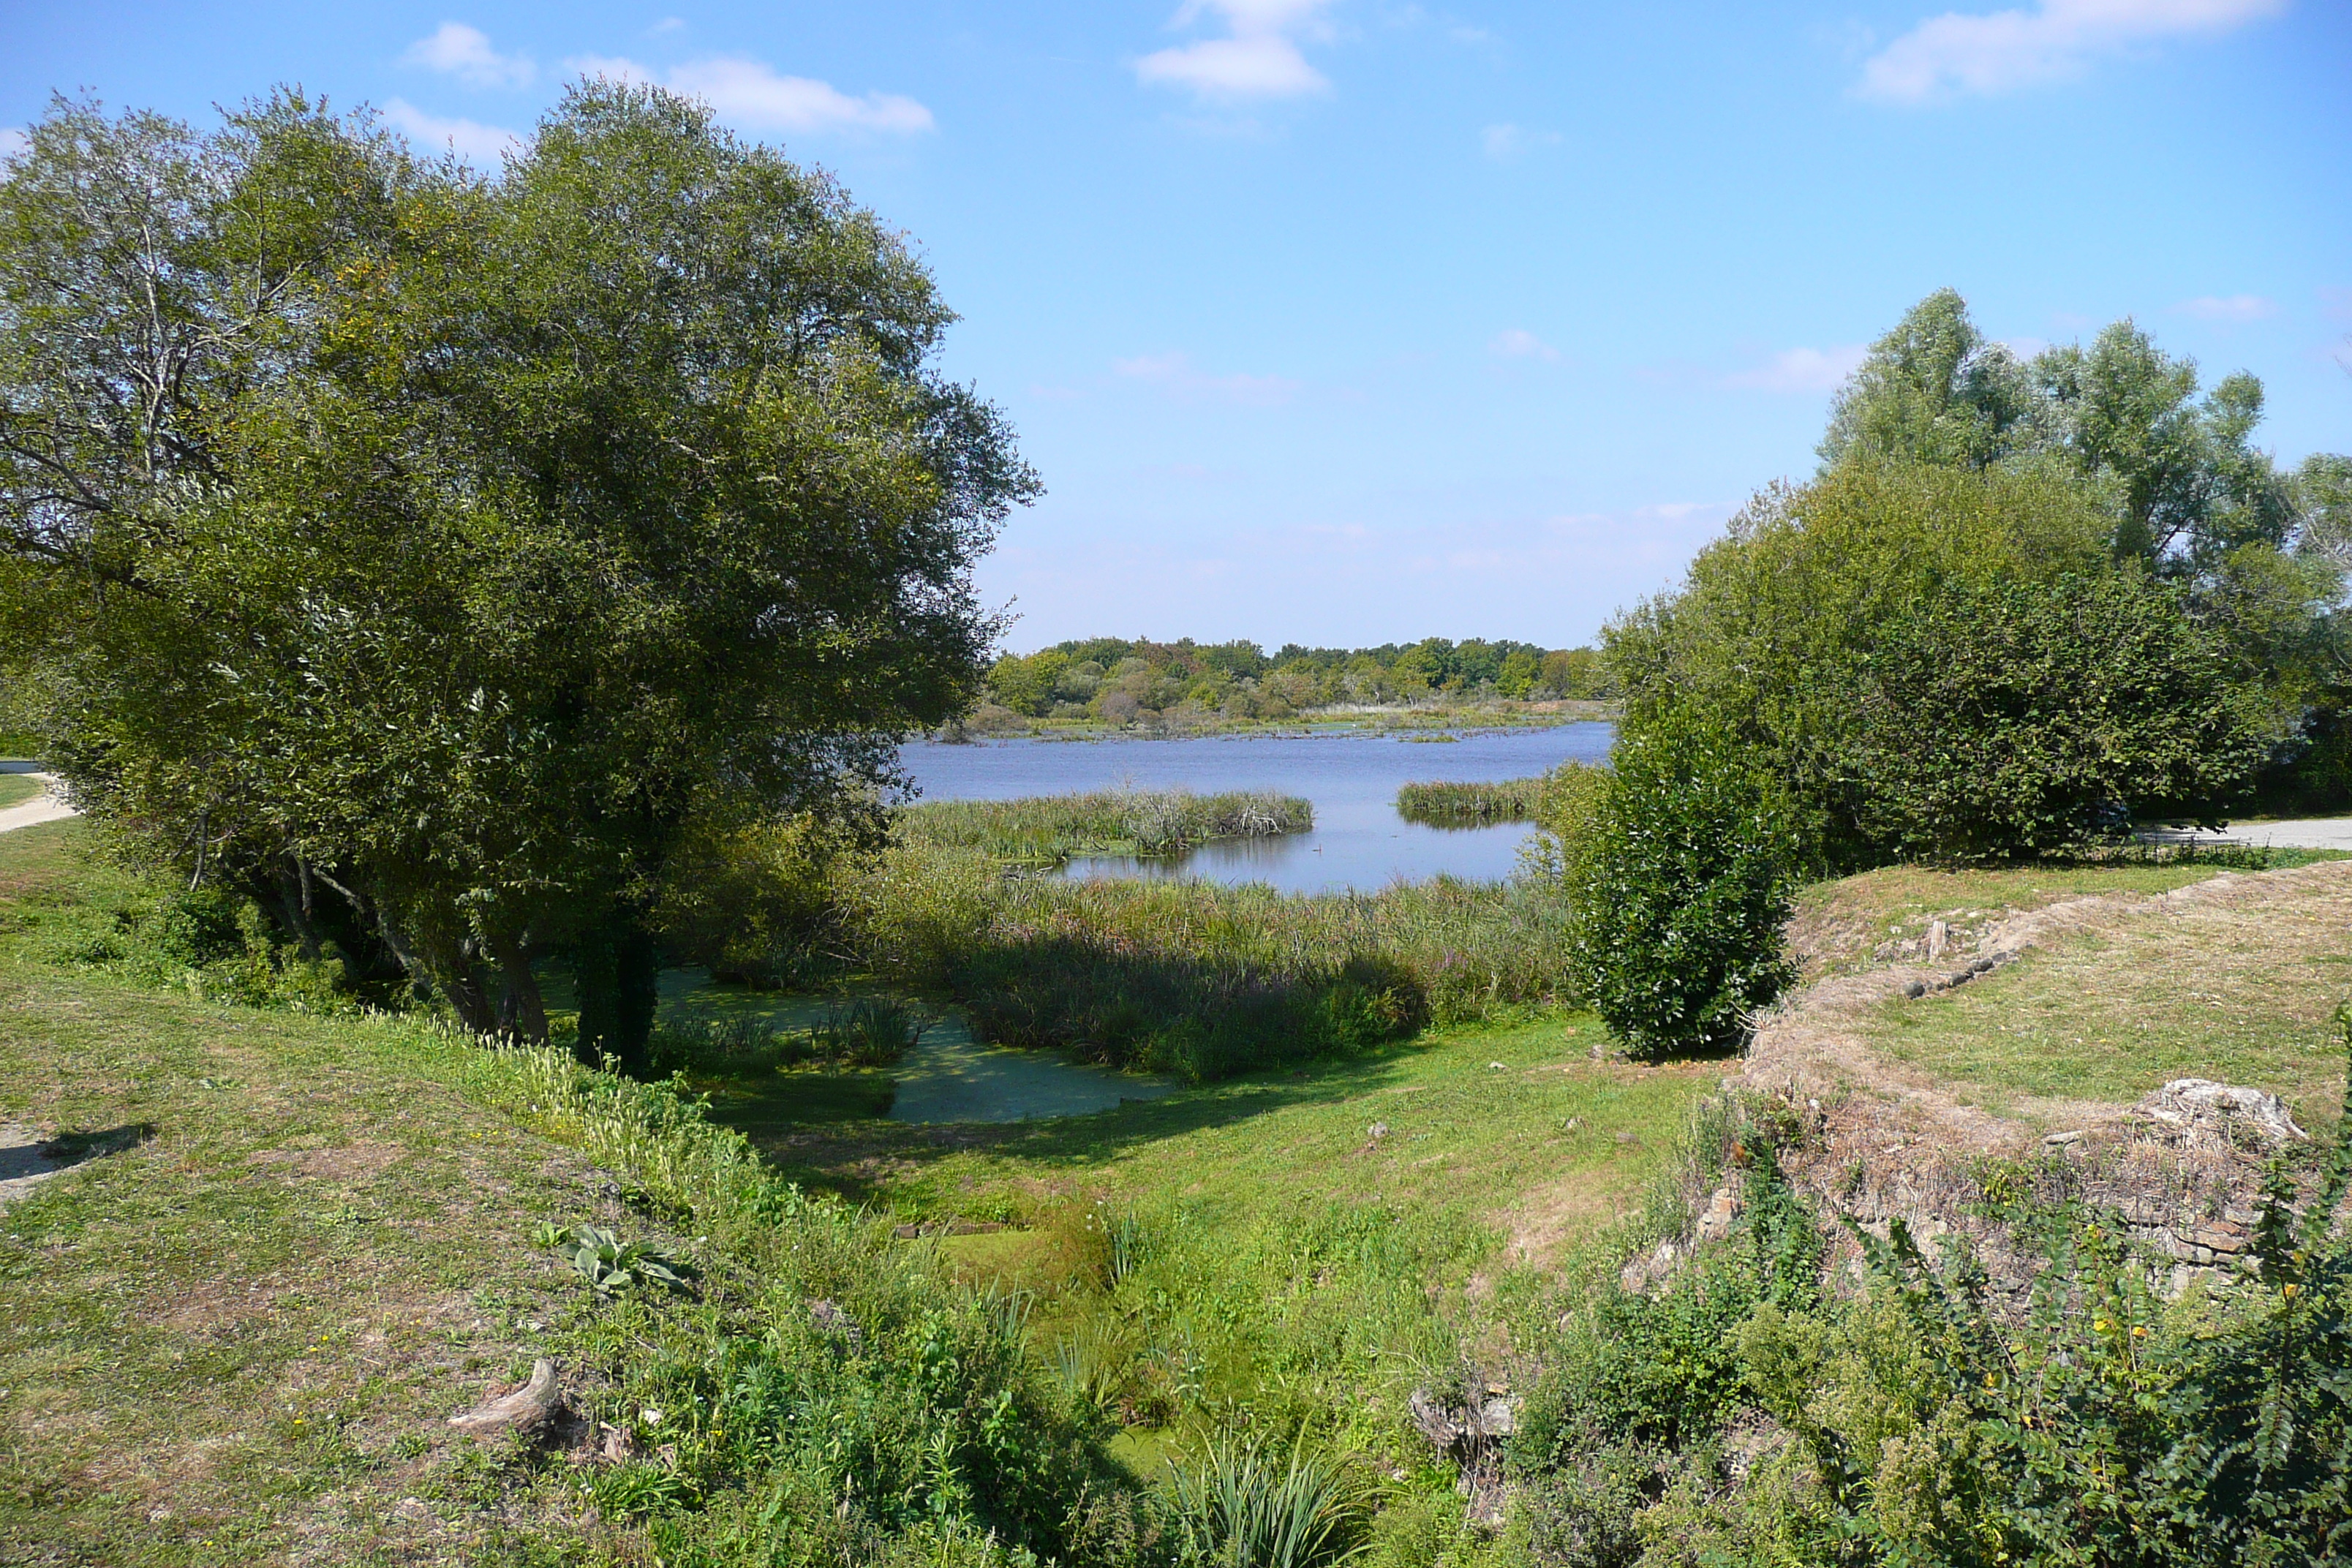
[4,1,2347,651]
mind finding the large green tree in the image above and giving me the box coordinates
[0,85,1030,1063]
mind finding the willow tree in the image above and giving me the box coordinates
[0,83,1029,1066]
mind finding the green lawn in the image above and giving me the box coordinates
[0,773,45,810]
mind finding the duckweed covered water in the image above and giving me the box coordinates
[660,970,1173,1125]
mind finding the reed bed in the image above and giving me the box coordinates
[838,840,1578,1081]
[897,788,1312,863]
[1394,777,1545,826]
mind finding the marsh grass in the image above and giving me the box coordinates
[899,788,1311,864]
[1393,777,1543,826]
[842,841,1578,1079]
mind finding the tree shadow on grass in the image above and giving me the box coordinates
[727,1044,1428,1207]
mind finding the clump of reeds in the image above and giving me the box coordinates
[896,788,1311,864]
[1395,777,1545,826]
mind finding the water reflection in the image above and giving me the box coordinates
[900,722,1613,894]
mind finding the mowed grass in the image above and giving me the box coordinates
[0,774,45,810]
[0,822,643,1564]
[1850,859,2352,1126]
[1788,851,2345,977]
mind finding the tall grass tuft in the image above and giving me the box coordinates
[1160,1436,1377,1568]
[899,789,1311,864]
[1394,777,1544,826]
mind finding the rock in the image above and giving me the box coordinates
[449,1358,562,1437]
[2043,1131,2083,1147]
[1695,1186,1741,1244]
[1478,1397,1517,1438]
[810,1298,864,1352]
[1904,981,1927,1000]
[1368,1122,1390,1142]
[2136,1079,2307,1149]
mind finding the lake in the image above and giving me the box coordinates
[899,722,1615,894]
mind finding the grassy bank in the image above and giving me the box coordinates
[899,788,1311,864]
[0,815,1703,1568]
[1394,778,1544,826]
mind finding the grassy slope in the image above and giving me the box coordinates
[736,1017,1714,1267]
[1790,853,2352,1125]
[0,822,633,1564]
[0,818,1714,1562]
[0,774,44,810]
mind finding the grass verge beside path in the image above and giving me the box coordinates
[0,774,43,810]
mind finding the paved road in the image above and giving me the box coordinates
[0,772,77,835]
[2155,817,2352,851]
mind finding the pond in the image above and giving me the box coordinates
[900,722,1615,894]
[660,972,1174,1126]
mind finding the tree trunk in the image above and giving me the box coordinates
[483,925,549,1044]
[573,917,658,1077]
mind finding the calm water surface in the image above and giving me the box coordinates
[899,723,1615,894]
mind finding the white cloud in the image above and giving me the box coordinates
[649,17,687,35]
[1480,123,1561,160]
[1720,344,1868,393]
[1488,328,1561,362]
[568,54,935,135]
[2174,293,2277,323]
[382,99,524,164]
[1858,0,2286,103]
[1135,0,1337,99]
[401,22,535,90]
[1114,351,1302,407]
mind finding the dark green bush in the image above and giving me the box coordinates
[1563,719,1799,1058]
[1834,572,2274,860]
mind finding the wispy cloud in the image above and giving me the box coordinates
[569,54,935,135]
[1719,344,1867,393]
[1135,0,1338,99]
[1480,122,1561,160]
[382,99,524,163]
[1858,0,2286,103]
[1488,328,1561,362]
[2174,293,2277,323]
[401,22,536,89]
[1114,351,1303,407]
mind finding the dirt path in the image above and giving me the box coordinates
[0,772,75,834]
[1743,856,2352,1157]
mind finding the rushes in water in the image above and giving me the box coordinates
[897,788,1312,864]
[1394,777,1545,826]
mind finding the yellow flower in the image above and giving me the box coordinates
[2130,1327,2147,1338]
[2094,1318,2110,1332]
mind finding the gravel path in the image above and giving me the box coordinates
[0,772,76,834]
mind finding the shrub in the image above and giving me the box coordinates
[1834,571,2276,860]
[1563,719,1798,1057]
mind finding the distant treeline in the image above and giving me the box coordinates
[982,636,1616,721]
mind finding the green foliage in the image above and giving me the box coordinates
[1512,1035,2352,1567]
[1605,459,2281,867]
[1561,721,1798,1058]
[902,790,1313,863]
[1158,1435,1377,1568]
[1820,287,2038,472]
[981,636,1602,721]
[1835,572,2276,859]
[1392,779,1542,826]
[824,837,1567,1080]
[0,84,1027,1050]
[538,1222,691,1296]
